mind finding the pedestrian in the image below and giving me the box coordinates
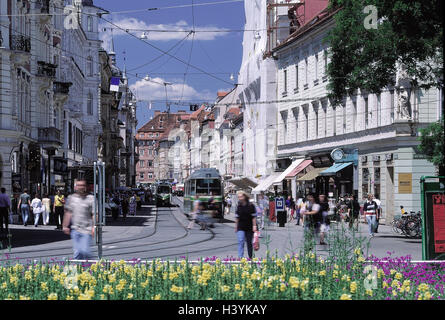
[363,193,378,237]
[225,194,232,215]
[31,193,44,227]
[187,195,201,229]
[111,193,121,221]
[257,193,269,230]
[62,180,94,260]
[121,195,129,220]
[129,193,137,216]
[373,195,382,233]
[348,195,360,231]
[318,194,330,245]
[295,194,304,226]
[285,196,293,221]
[302,194,322,247]
[235,191,257,259]
[49,192,55,225]
[17,188,31,226]
[41,194,51,226]
[136,194,141,210]
[53,189,65,230]
[0,188,11,235]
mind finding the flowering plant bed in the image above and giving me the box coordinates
[0,251,443,300]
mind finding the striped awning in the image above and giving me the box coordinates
[297,167,329,181]
[286,159,313,179]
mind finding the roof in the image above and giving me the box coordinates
[187,168,221,180]
[138,112,189,133]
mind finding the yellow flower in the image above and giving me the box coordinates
[418,283,429,292]
[280,283,286,292]
[289,277,300,289]
[340,294,352,300]
[314,288,321,295]
[1,282,7,289]
[395,272,403,280]
[66,295,74,300]
[319,270,326,276]
[47,293,58,300]
[19,295,30,300]
[153,294,161,300]
[221,285,230,293]
[366,289,373,296]
[41,282,48,291]
[127,293,134,299]
[235,283,241,291]
[423,291,432,300]
[390,269,396,275]
[171,285,183,293]
[350,281,357,294]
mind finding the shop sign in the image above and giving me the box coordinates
[275,197,285,211]
[398,173,412,194]
[432,194,445,253]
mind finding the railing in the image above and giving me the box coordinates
[10,35,31,52]
[37,61,57,78]
[38,127,61,144]
[53,81,71,94]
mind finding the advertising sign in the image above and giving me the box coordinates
[421,176,445,260]
[398,173,412,194]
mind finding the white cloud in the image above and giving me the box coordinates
[130,76,215,102]
[100,17,229,51]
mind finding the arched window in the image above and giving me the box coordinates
[87,56,93,76]
[87,92,93,115]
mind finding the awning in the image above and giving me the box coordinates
[286,159,313,179]
[297,167,329,181]
[273,159,305,185]
[228,176,258,190]
[252,172,281,194]
[320,162,353,176]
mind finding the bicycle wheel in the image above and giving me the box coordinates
[405,219,419,238]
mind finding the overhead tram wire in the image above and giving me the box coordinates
[98,16,235,87]
[179,0,196,104]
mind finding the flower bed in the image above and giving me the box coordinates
[0,251,444,300]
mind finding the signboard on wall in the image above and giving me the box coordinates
[398,173,412,194]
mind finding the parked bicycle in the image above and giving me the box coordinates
[391,210,422,239]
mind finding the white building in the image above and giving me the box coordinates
[273,5,442,221]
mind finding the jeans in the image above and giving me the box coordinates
[21,205,30,225]
[295,209,301,225]
[42,209,49,225]
[55,206,64,227]
[71,229,92,260]
[237,230,253,259]
[366,215,377,235]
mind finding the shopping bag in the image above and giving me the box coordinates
[253,231,260,251]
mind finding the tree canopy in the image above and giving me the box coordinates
[326,0,443,105]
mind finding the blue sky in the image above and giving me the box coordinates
[95,0,245,128]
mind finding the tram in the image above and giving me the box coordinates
[155,181,173,207]
[184,168,224,219]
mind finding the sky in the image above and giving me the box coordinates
[94,0,246,129]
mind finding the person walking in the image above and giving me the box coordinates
[318,194,330,245]
[53,190,65,230]
[285,196,293,222]
[41,194,51,226]
[17,188,31,226]
[31,193,44,227]
[295,194,304,225]
[121,195,129,220]
[257,193,269,230]
[187,195,201,229]
[0,188,11,235]
[235,191,257,259]
[302,194,322,247]
[373,195,382,233]
[348,195,361,231]
[62,180,94,260]
[129,193,137,216]
[363,193,378,237]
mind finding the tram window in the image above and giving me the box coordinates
[190,181,196,195]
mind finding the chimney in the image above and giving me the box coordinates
[177,110,186,113]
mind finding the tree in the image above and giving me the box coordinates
[325,0,443,105]
[418,119,445,176]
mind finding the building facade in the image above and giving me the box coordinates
[273,4,441,221]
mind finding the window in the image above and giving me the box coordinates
[68,122,73,150]
[314,53,319,80]
[353,98,357,131]
[283,69,287,93]
[140,149,144,157]
[333,106,337,136]
[87,92,93,115]
[390,90,395,123]
[140,133,144,138]
[364,96,369,128]
[377,93,381,126]
[342,101,346,132]
[140,173,144,179]
[149,149,152,155]
[314,104,319,138]
[87,56,93,77]
[139,160,145,168]
[322,100,327,137]
[295,65,299,90]
[148,161,153,167]
[292,107,299,141]
[87,16,93,32]
[323,50,328,76]
[304,57,308,84]
[148,173,153,179]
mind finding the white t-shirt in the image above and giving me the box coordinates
[374,198,381,208]
[31,198,44,214]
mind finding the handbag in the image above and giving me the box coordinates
[253,231,260,251]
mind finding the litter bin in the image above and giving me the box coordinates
[277,210,287,227]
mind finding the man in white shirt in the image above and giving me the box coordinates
[31,194,44,227]
[373,195,382,233]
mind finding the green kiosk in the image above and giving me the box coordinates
[420,176,445,260]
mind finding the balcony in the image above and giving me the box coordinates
[53,81,72,95]
[38,127,62,149]
[10,35,31,52]
[37,61,57,78]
